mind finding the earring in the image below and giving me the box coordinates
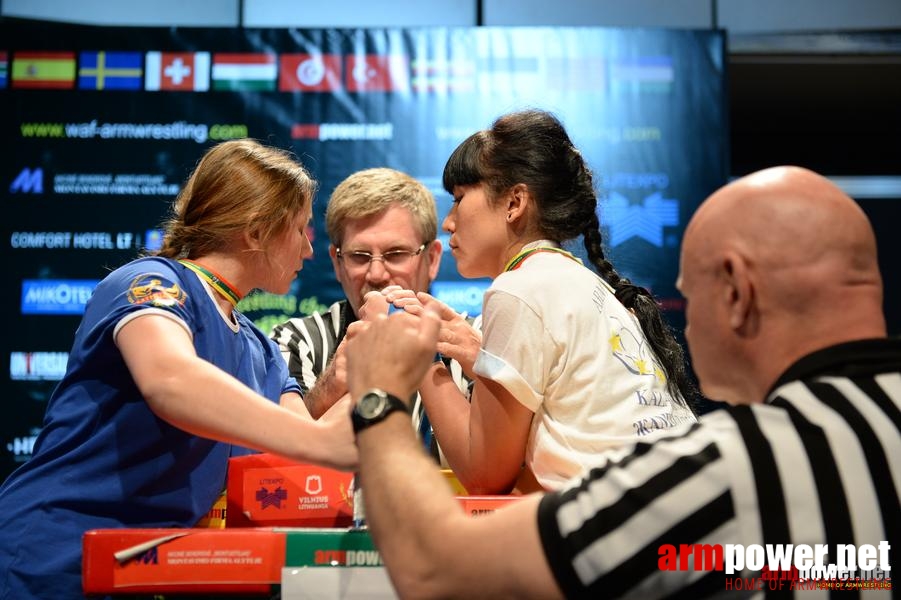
[506,213,513,222]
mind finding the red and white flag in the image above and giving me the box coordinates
[345,54,409,92]
[279,54,342,92]
[145,52,210,91]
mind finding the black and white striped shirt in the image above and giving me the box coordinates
[270,299,478,461]
[538,339,900,598]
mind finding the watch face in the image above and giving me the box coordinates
[357,392,387,419]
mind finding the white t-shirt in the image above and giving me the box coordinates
[474,245,696,489]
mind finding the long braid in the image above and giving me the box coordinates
[584,211,696,408]
[444,109,697,410]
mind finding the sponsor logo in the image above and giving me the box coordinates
[313,549,383,566]
[431,280,489,317]
[5,428,40,462]
[21,279,99,315]
[10,231,138,250]
[10,167,43,194]
[605,191,679,248]
[255,486,288,509]
[10,352,68,381]
[290,122,393,141]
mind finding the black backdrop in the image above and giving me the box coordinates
[1,19,728,479]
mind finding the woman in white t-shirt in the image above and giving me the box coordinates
[399,109,697,494]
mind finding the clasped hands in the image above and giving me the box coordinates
[344,286,481,405]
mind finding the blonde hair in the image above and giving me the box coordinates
[325,168,437,246]
[157,139,317,258]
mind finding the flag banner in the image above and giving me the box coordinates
[145,51,210,91]
[1,23,728,480]
[279,54,342,92]
[346,55,409,92]
[12,50,76,88]
[410,59,476,93]
[78,51,142,90]
[545,57,606,91]
[212,53,276,91]
[0,51,8,88]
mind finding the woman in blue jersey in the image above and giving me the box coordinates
[0,139,357,600]
[406,109,697,494]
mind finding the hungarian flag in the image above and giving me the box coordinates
[212,53,277,91]
[78,51,142,90]
[145,52,210,91]
[346,54,409,92]
[279,54,341,92]
[12,51,76,89]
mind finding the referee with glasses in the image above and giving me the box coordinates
[271,167,478,462]
[343,165,899,598]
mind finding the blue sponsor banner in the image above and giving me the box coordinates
[21,279,99,315]
[431,280,491,317]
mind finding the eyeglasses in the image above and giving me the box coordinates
[336,243,427,270]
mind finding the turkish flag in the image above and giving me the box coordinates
[345,54,409,92]
[279,54,342,92]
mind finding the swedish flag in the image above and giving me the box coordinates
[78,51,142,90]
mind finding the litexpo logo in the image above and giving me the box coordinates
[659,542,892,591]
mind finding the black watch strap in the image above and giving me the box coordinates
[351,389,410,433]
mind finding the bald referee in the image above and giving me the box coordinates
[345,165,898,598]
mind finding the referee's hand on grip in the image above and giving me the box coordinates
[346,293,442,404]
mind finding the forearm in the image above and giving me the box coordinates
[357,412,472,598]
[303,364,345,419]
[144,355,354,469]
[418,363,501,493]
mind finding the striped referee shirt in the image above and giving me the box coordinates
[538,338,900,598]
[270,299,478,462]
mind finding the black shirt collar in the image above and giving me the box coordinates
[766,337,901,399]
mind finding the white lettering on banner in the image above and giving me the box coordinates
[317,122,393,141]
[53,173,180,196]
[10,232,72,248]
[346,550,383,566]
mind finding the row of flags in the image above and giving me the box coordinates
[0,50,673,93]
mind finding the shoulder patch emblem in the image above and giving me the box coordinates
[127,273,188,308]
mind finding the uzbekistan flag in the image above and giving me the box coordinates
[145,51,210,91]
[0,51,7,88]
[78,51,142,90]
[212,53,277,91]
[12,51,76,89]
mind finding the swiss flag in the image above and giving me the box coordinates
[279,54,342,92]
[345,54,409,92]
[145,51,210,91]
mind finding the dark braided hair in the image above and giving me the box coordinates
[443,109,696,409]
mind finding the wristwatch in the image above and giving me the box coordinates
[351,389,410,434]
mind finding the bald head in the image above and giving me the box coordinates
[679,166,885,404]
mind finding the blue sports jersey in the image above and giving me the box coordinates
[0,256,299,599]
